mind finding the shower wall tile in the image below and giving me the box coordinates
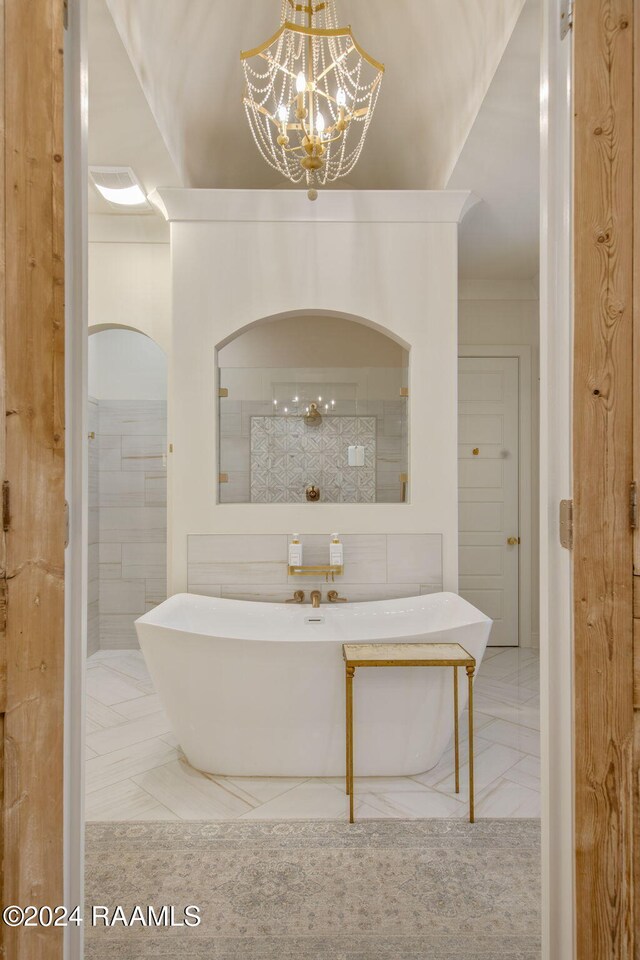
[249,416,376,504]
[99,399,166,436]
[98,472,146,507]
[98,437,122,472]
[145,475,167,506]
[92,397,167,651]
[286,534,387,584]
[121,542,167,580]
[122,435,166,472]
[219,472,250,503]
[100,580,146,615]
[99,614,139,649]
[189,562,287,586]
[188,534,287,564]
[187,534,443,603]
[220,437,251,473]
[99,563,122,581]
[100,507,166,542]
[99,542,122,564]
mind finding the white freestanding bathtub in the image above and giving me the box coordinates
[135,592,492,777]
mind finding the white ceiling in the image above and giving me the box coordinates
[88,0,539,281]
[449,0,540,281]
[102,0,525,190]
[88,0,179,213]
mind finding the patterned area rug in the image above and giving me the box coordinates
[85,819,540,960]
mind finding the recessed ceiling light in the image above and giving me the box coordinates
[89,166,150,208]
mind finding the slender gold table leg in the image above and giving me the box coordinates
[453,666,460,794]
[345,663,351,796]
[346,664,355,822]
[466,663,475,823]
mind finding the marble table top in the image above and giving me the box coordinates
[342,642,475,665]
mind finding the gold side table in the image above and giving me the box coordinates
[342,642,477,824]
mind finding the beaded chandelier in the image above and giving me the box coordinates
[241,0,384,199]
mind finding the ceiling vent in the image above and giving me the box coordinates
[89,166,151,209]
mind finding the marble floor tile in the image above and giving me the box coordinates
[85,778,178,822]
[239,780,361,820]
[503,754,541,792]
[411,737,494,789]
[361,786,469,819]
[216,776,308,805]
[86,737,180,793]
[86,666,145,707]
[473,695,540,731]
[100,650,151,684]
[320,775,437,795]
[112,693,164,720]
[84,649,541,822]
[475,777,541,818]
[417,743,525,797]
[86,711,172,756]
[480,719,541,758]
[85,696,125,729]
[475,676,539,705]
[502,659,541,691]
[132,759,254,819]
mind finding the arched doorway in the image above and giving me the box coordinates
[87,327,167,655]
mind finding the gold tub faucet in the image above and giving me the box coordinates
[311,590,322,608]
[327,590,348,603]
[286,590,305,604]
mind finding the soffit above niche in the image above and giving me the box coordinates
[104,0,526,191]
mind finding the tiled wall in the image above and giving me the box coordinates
[96,399,167,649]
[218,367,408,504]
[187,533,442,603]
[250,416,376,503]
[87,399,100,656]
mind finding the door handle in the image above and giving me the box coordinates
[507,537,521,546]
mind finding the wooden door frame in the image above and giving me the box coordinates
[458,345,535,649]
[3,0,637,958]
[572,0,636,955]
[1,0,67,958]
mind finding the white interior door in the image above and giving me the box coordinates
[458,357,520,646]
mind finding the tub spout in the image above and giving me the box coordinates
[310,590,322,608]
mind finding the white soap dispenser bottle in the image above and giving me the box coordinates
[289,534,303,568]
[330,532,343,568]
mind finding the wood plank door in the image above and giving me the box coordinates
[458,357,520,646]
[1,1,66,957]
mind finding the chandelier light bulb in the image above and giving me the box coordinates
[316,112,325,135]
[277,104,288,123]
[336,88,347,107]
[296,71,306,93]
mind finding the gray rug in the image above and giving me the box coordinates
[85,819,541,960]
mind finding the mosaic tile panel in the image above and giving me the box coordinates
[250,416,376,503]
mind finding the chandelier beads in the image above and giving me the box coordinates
[240,0,384,199]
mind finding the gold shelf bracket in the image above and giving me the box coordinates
[288,564,343,582]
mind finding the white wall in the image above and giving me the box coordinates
[458,285,540,643]
[88,213,171,351]
[218,315,408,368]
[88,327,167,400]
[157,189,475,595]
